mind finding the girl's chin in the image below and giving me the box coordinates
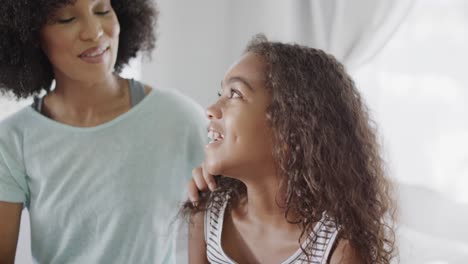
[203,158,224,176]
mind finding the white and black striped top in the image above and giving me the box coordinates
[204,196,339,264]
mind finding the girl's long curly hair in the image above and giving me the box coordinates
[0,0,157,99]
[183,34,397,263]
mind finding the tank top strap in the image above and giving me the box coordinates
[31,79,146,113]
[32,96,44,113]
[128,79,146,107]
[306,213,340,263]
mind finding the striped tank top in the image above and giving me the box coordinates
[204,196,339,264]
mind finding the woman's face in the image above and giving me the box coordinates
[40,0,120,82]
[204,52,275,178]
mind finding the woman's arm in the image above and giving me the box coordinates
[0,201,22,264]
[188,211,209,264]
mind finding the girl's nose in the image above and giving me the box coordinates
[206,103,222,120]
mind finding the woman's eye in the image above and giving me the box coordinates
[95,10,111,15]
[57,17,75,24]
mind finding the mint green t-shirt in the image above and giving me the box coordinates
[0,88,207,263]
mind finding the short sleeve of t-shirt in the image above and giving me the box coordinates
[0,114,30,205]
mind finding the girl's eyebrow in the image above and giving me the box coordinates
[221,76,254,91]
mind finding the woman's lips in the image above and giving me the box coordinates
[78,46,110,64]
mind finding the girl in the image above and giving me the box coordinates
[185,35,396,264]
[0,0,206,263]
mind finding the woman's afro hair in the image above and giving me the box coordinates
[0,0,158,98]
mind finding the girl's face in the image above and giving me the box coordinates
[205,52,275,178]
[40,0,120,82]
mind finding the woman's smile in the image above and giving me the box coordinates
[78,45,110,64]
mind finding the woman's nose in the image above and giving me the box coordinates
[206,103,222,120]
[80,17,104,41]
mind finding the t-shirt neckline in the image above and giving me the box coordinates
[26,88,156,133]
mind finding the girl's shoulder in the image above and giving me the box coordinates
[328,239,364,264]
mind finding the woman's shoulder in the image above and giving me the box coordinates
[143,85,205,123]
[0,106,36,166]
[0,105,36,136]
[153,87,202,110]
[143,84,153,95]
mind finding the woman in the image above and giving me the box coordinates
[0,0,206,263]
[185,35,397,263]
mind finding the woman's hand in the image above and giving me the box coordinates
[187,162,217,203]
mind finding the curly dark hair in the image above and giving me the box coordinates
[183,34,397,263]
[0,0,157,99]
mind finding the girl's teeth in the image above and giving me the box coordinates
[207,130,224,144]
[208,131,214,143]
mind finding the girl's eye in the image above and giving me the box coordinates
[228,88,242,99]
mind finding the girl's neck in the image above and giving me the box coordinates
[233,171,296,228]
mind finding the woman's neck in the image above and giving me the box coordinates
[52,73,124,110]
[42,73,131,127]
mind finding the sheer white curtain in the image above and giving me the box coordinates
[351,0,468,263]
[289,0,415,69]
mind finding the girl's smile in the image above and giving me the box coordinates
[207,126,225,146]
